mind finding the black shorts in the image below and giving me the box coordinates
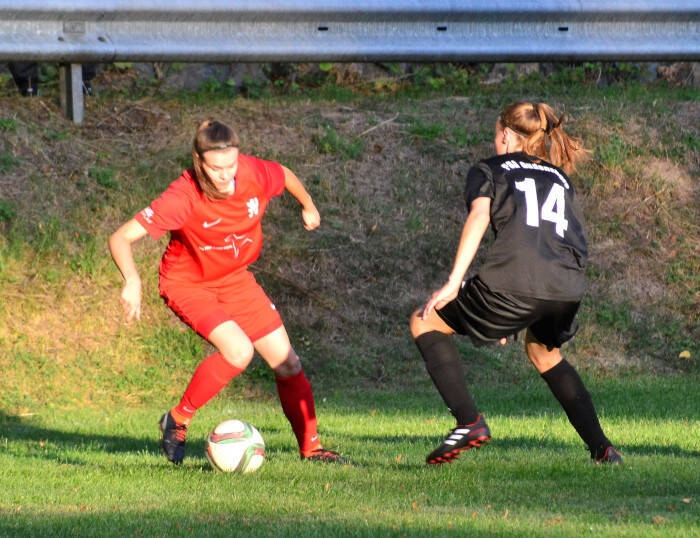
[436,276,581,348]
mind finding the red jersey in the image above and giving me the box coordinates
[135,154,286,285]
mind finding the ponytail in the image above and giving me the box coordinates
[500,101,588,175]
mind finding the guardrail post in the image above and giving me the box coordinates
[59,63,85,124]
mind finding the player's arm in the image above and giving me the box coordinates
[281,165,320,231]
[109,218,149,322]
[422,196,491,319]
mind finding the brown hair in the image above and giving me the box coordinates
[499,101,588,175]
[191,119,240,200]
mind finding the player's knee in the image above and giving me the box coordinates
[525,338,561,373]
[409,309,426,338]
[221,340,255,369]
[273,349,302,377]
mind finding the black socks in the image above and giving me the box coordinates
[415,332,611,457]
[414,331,479,425]
[541,359,610,456]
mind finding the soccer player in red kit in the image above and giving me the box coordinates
[410,101,622,466]
[110,119,345,465]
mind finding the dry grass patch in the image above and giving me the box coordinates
[0,77,697,411]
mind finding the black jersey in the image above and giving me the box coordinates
[464,152,588,301]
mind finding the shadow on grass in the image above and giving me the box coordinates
[0,514,546,538]
[1,371,698,467]
[0,411,162,461]
[0,370,697,468]
[0,412,325,469]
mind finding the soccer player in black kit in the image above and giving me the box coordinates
[410,100,622,466]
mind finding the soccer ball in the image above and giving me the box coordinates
[205,419,265,473]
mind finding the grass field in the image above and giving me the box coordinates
[0,62,698,536]
[1,378,697,537]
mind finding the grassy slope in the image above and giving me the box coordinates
[0,66,697,411]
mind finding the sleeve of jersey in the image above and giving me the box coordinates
[134,176,197,239]
[463,162,495,207]
[248,156,286,199]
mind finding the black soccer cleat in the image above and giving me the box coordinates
[593,445,623,466]
[426,414,491,465]
[301,448,348,464]
[159,411,188,465]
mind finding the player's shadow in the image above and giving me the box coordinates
[0,411,162,466]
[0,412,324,469]
[2,401,698,469]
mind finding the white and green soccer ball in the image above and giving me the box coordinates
[205,419,265,473]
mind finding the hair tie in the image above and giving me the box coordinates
[533,102,549,134]
[500,113,530,138]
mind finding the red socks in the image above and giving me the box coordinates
[275,370,322,456]
[171,354,321,456]
[172,352,243,424]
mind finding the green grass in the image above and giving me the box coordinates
[1,377,697,537]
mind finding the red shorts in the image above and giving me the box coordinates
[159,270,283,342]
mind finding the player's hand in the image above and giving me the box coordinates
[498,332,520,345]
[301,204,321,231]
[119,279,142,322]
[421,280,461,320]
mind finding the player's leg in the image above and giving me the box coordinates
[158,283,254,464]
[160,322,251,464]
[8,62,39,96]
[254,326,346,463]
[176,320,253,419]
[254,325,316,456]
[410,309,481,426]
[411,277,544,464]
[173,270,272,424]
[525,329,622,464]
[410,306,490,464]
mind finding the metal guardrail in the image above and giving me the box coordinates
[1,0,699,122]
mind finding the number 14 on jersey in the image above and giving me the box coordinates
[515,178,569,238]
